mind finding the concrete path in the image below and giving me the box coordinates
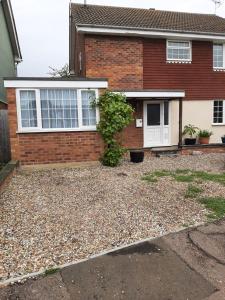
[1,219,225,300]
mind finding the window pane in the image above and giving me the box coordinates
[164,102,169,125]
[213,100,223,123]
[147,104,160,126]
[167,40,191,60]
[20,90,37,128]
[40,89,78,129]
[213,44,223,68]
[81,90,96,126]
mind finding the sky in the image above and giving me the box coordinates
[11,0,225,77]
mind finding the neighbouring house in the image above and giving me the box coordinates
[0,0,22,108]
[0,0,21,163]
[4,4,225,165]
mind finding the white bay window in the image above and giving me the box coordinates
[17,88,98,132]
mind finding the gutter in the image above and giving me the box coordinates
[1,0,22,62]
[74,23,225,40]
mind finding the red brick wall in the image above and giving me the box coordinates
[85,35,143,90]
[7,88,104,165]
[143,39,225,100]
[121,99,143,149]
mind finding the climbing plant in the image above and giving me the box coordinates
[92,91,134,167]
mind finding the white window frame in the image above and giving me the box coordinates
[16,88,99,133]
[212,100,225,125]
[167,40,192,62]
[213,43,225,70]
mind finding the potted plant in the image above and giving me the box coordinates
[221,135,225,144]
[182,124,199,145]
[198,130,213,144]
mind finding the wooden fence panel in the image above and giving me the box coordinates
[0,110,11,163]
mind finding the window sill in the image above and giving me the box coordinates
[16,127,97,134]
[212,123,225,126]
[167,60,192,64]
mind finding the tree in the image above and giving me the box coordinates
[92,91,134,167]
[48,64,70,77]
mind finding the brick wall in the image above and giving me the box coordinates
[121,99,143,149]
[7,88,104,165]
[85,35,143,90]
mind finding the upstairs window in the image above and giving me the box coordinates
[213,44,225,69]
[167,40,191,62]
[17,89,98,132]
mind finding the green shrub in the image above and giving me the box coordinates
[92,91,134,167]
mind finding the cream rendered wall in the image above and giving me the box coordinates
[170,100,179,145]
[183,100,225,143]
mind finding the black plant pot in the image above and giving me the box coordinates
[130,150,144,163]
[184,138,196,145]
[221,137,225,144]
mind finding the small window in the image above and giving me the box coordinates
[164,102,169,126]
[213,100,223,123]
[20,90,37,128]
[167,40,191,61]
[81,90,96,126]
[213,44,224,69]
[147,103,160,126]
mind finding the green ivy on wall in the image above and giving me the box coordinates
[92,91,134,167]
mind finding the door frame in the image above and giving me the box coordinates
[143,100,171,148]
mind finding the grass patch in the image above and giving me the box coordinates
[44,268,60,276]
[173,175,194,182]
[185,184,203,198]
[198,197,225,220]
[142,169,225,185]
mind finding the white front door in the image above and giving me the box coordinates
[144,101,170,147]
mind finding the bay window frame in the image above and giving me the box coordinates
[16,88,99,133]
[167,40,192,62]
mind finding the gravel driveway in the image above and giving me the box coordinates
[1,153,225,282]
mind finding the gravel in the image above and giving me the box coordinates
[1,153,225,282]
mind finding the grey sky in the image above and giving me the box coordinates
[11,0,225,76]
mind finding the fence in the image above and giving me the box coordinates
[0,110,11,163]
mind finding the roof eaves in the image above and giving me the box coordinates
[75,23,225,37]
[1,0,22,62]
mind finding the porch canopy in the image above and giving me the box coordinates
[114,89,185,148]
[114,89,185,99]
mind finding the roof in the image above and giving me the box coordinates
[71,4,225,36]
[1,0,22,62]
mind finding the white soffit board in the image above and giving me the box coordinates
[4,80,108,89]
[122,91,185,98]
[77,26,225,42]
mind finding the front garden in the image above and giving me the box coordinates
[1,153,225,282]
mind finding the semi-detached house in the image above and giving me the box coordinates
[4,4,225,165]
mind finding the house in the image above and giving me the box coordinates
[0,0,22,109]
[4,4,225,165]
